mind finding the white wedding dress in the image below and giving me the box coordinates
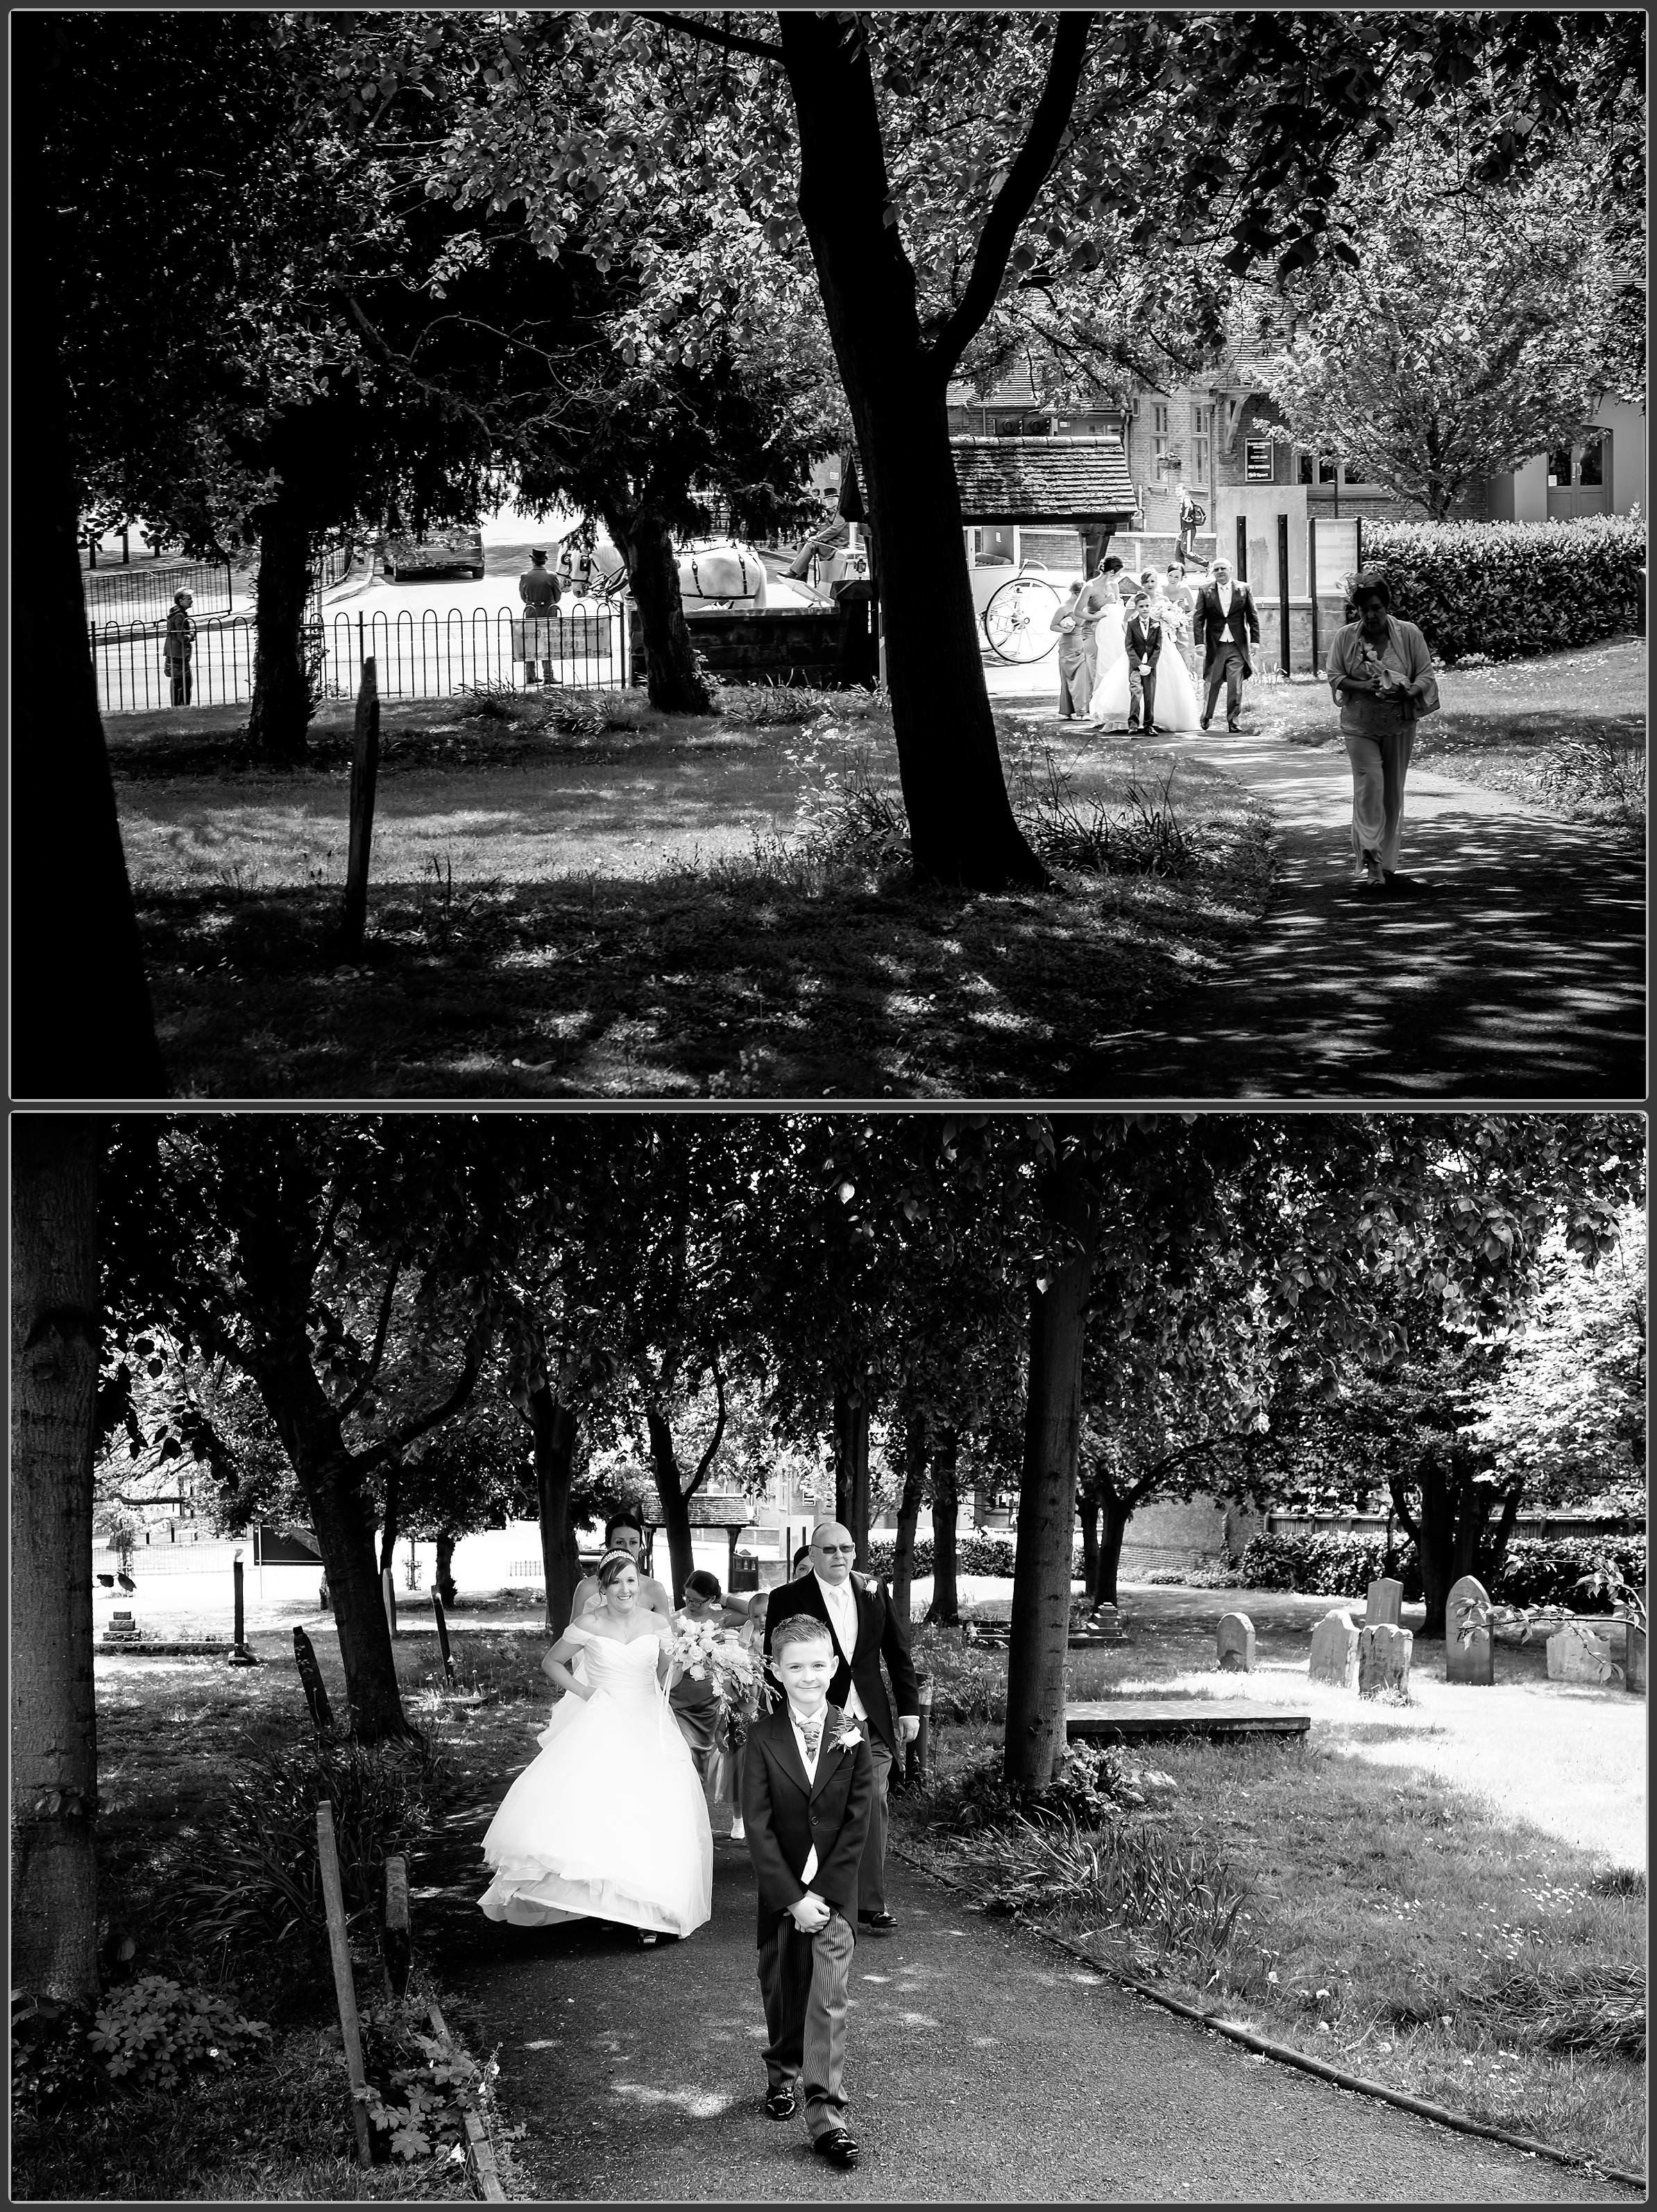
[479,1626,713,1936]
[1087,600,1126,717]
[1091,606,1203,732]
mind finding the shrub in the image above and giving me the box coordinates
[164,1738,450,1953]
[924,1742,1158,1834]
[866,1533,1022,1580]
[11,1993,103,2113]
[1490,1535,1646,1611]
[1359,516,1646,665]
[87,1977,270,2093]
[1238,1531,1416,1597]
[1237,1529,1645,1611]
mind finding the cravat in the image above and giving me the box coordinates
[793,1709,824,1758]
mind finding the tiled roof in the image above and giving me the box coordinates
[951,436,1137,522]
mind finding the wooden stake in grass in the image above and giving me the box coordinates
[292,1624,334,1731]
[382,1853,411,1999]
[908,1676,933,1787]
[430,1588,456,1682]
[341,654,380,954]
[228,1556,260,1666]
[316,1802,375,2168]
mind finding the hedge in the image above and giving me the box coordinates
[864,1533,1021,1580]
[1358,515,1646,666]
[1237,1530,1645,1612]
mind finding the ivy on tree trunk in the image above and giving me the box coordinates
[246,492,315,763]
[11,1118,103,2006]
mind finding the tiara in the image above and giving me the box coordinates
[598,1547,638,1574]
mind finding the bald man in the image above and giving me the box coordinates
[763,1521,919,1934]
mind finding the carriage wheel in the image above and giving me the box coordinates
[983,575,1062,663]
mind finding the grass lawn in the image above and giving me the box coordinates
[900,1594,1647,2182]
[109,686,1271,1097]
[1271,634,1647,835]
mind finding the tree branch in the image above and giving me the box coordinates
[334,1261,401,1423]
[636,11,783,63]
[926,12,1096,380]
[688,1352,728,1500]
[355,1311,491,1475]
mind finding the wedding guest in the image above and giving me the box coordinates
[791,1545,814,1579]
[670,1569,727,1788]
[1049,579,1093,719]
[1325,568,1438,888]
[743,1614,874,2170]
[1164,562,1197,675]
[573,1512,672,1622]
[1192,556,1261,731]
[764,1522,918,1936]
[717,1588,771,1844]
[1123,590,1163,735]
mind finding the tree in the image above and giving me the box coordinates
[12,1118,104,2007]
[100,1118,524,1739]
[1259,160,1624,518]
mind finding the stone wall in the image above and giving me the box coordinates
[629,602,875,688]
[1119,1492,1268,1576]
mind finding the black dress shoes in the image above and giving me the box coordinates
[1198,715,1211,730]
[766,2085,799,2120]
[813,2128,861,2170]
[858,1909,897,1933]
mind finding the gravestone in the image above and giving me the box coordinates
[1358,1622,1412,1698]
[1216,1613,1256,1672]
[1445,1574,1493,1685]
[1546,1622,1613,1685]
[1307,1608,1359,1688]
[1364,1578,1403,1628]
[1625,1624,1647,1695]
[293,1624,334,1730]
[102,1608,142,1646]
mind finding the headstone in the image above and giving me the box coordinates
[1216,1613,1256,1672]
[1364,1578,1403,1628]
[1358,1622,1412,1698]
[1445,1574,1493,1685]
[293,1624,334,1730]
[1546,1622,1613,1685]
[1307,1608,1359,1688]
[340,656,381,953]
[382,1855,411,1998]
[430,1588,456,1681]
[228,1558,260,1666]
[1625,1624,1647,1695]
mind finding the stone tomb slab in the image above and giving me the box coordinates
[1307,1608,1359,1688]
[1067,1699,1309,1744]
[1445,1574,1494,1685]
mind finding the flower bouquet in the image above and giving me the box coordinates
[670,1618,775,1729]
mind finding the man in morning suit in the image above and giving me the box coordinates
[1192,555,1261,732]
[763,1520,919,1934]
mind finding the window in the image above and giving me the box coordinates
[1298,451,1315,485]
[1341,459,1369,485]
[1151,402,1171,479]
[1547,445,1572,488]
[1318,456,1339,485]
[1245,439,1273,484]
[1579,434,1605,487]
[1191,403,1214,483]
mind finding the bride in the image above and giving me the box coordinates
[1091,584,1203,733]
[479,1551,713,1941]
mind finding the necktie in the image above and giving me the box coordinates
[794,1710,823,1758]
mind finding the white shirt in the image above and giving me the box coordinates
[1213,581,1233,622]
[788,1703,827,1882]
[813,1573,868,1723]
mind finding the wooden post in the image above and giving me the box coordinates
[229,1558,260,1665]
[293,1624,334,1730]
[316,1803,375,2168]
[1276,515,1291,676]
[1235,513,1247,581]
[381,1566,397,1640]
[430,1588,455,1681]
[382,1854,411,1998]
[341,655,380,953]
[1307,518,1321,674]
[907,1676,933,1787]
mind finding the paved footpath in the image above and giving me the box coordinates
[987,666,1645,1099]
[441,1829,1638,2203]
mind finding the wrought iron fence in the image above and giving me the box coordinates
[81,557,235,627]
[92,604,628,715]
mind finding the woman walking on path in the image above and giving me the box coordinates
[1326,569,1438,889]
[479,1550,713,1943]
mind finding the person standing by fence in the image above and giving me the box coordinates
[162,590,196,706]
[517,548,561,686]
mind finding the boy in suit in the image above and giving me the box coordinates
[743,1614,875,2171]
[1123,590,1163,732]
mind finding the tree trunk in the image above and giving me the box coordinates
[833,1384,873,1565]
[644,1404,695,1604]
[11,1119,102,2005]
[253,1349,414,1741]
[926,1429,961,1626]
[611,502,716,715]
[1078,1484,1101,1599]
[434,1530,458,1613]
[781,15,1046,890]
[1005,1152,1101,1788]
[1094,1484,1132,1609]
[12,76,164,1098]
[246,491,315,764]
[528,1386,582,1636]
[378,1463,400,1577]
[889,1413,928,1628]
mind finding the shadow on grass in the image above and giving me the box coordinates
[137,824,1273,1098]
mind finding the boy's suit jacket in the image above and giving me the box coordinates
[742,1701,875,1945]
[1124,614,1164,666]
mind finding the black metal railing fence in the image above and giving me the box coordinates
[82,557,235,627]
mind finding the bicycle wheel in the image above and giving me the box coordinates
[983,575,1062,663]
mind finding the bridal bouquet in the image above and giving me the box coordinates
[670,1619,775,1724]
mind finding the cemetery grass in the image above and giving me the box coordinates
[107,690,1271,1097]
[18,1635,538,2204]
[901,1625,1647,2183]
[1273,634,1647,837]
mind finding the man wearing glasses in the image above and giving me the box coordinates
[763,1521,920,1934]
